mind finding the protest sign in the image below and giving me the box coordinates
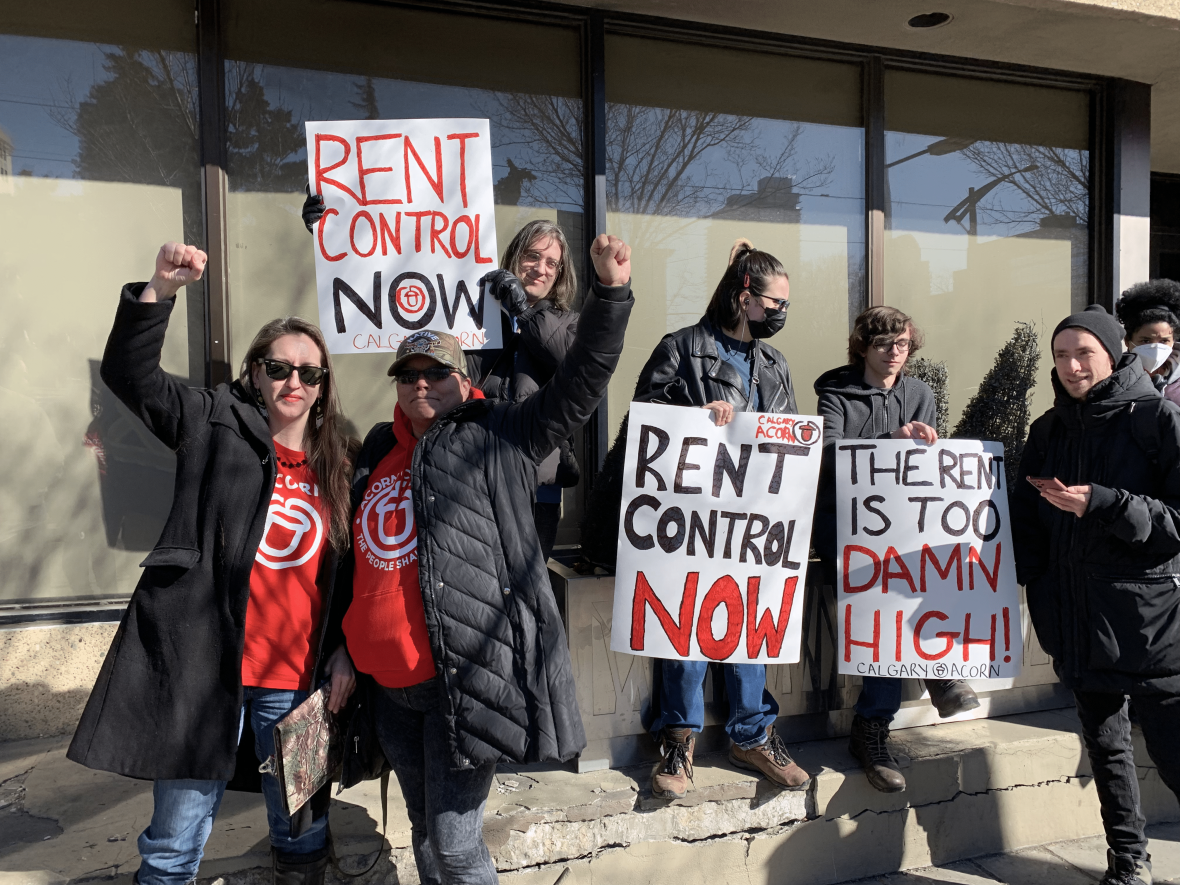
[610,402,823,664]
[304,118,501,355]
[836,439,1022,679]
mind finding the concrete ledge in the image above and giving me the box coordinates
[2,709,1177,885]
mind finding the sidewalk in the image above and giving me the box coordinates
[838,824,1180,885]
[0,709,1176,885]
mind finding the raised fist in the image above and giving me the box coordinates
[142,242,207,303]
[591,234,631,288]
[479,269,530,318]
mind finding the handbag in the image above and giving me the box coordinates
[259,684,344,816]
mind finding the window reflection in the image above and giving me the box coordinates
[604,36,866,422]
[885,70,1090,426]
[0,19,201,604]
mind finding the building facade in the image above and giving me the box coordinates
[0,0,1169,739]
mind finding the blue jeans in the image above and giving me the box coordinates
[374,679,498,885]
[136,687,327,885]
[651,660,778,749]
[855,676,904,722]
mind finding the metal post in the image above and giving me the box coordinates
[865,56,886,310]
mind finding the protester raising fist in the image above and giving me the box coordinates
[141,242,208,303]
[591,233,631,287]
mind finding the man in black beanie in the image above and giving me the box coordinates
[1011,303,1180,885]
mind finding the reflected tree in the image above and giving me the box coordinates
[224,62,306,191]
[961,142,1089,229]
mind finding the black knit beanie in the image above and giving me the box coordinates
[1051,304,1125,362]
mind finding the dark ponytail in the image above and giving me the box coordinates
[705,238,789,332]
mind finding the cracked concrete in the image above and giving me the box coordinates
[0,710,1176,885]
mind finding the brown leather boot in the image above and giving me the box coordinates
[926,679,981,718]
[729,726,810,790]
[849,714,905,793]
[651,727,695,799]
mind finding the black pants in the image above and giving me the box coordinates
[1073,686,1180,865]
[534,501,561,563]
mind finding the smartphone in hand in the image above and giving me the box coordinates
[1027,476,1066,493]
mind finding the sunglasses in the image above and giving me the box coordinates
[257,358,328,387]
[396,366,459,385]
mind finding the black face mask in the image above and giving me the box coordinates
[747,304,787,339]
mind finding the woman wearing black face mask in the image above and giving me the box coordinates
[633,239,804,801]
[634,238,795,424]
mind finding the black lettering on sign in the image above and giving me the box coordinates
[657,507,686,553]
[675,437,707,494]
[333,273,383,333]
[839,444,877,485]
[712,443,752,498]
[740,513,770,564]
[862,495,891,536]
[636,425,669,491]
[624,495,659,550]
[908,496,944,533]
[688,510,718,557]
[720,511,749,559]
[903,448,933,486]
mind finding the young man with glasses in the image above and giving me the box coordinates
[338,234,632,885]
[812,306,980,794]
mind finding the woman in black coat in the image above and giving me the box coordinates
[68,243,357,885]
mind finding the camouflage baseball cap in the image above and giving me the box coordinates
[387,329,468,377]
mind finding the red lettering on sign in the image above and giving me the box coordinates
[745,576,797,659]
[962,612,997,661]
[696,576,743,660]
[314,134,362,204]
[429,212,453,258]
[630,571,698,657]
[843,603,881,662]
[882,546,918,594]
[349,210,377,258]
[920,544,963,593]
[379,212,401,256]
[967,543,1001,592]
[404,135,444,203]
[356,133,402,205]
[447,132,479,208]
[450,215,474,258]
[842,545,881,593]
[913,610,957,660]
[473,214,494,264]
[317,209,345,262]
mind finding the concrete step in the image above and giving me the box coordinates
[0,709,1176,885]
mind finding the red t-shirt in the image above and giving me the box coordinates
[241,442,329,690]
[343,405,435,688]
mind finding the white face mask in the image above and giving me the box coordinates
[1133,342,1172,373]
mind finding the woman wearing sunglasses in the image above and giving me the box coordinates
[633,239,809,800]
[69,242,357,885]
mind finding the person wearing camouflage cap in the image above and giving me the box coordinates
[338,235,633,885]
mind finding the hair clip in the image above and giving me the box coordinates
[743,273,750,289]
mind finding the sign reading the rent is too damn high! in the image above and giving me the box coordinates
[837,439,1022,680]
[305,118,501,355]
[610,402,823,664]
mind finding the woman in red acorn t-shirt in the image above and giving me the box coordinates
[67,243,358,885]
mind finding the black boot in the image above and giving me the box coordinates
[925,679,981,718]
[848,714,906,793]
[273,849,329,885]
[1099,850,1152,885]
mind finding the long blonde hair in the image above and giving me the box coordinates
[239,317,355,553]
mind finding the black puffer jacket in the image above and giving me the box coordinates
[1012,354,1180,693]
[812,365,937,561]
[467,300,580,486]
[339,281,632,768]
[634,316,796,413]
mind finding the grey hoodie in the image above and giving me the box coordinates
[811,363,937,563]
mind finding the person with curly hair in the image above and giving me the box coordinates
[1115,278,1180,406]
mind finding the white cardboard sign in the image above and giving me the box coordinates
[836,439,1022,679]
[610,402,824,664]
[304,118,501,354]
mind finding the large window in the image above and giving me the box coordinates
[0,3,202,605]
[604,35,866,424]
[223,0,584,441]
[884,71,1090,425]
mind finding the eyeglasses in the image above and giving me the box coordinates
[257,358,328,386]
[396,366,460,385]
[520,250,562,274]
[757,294,790,312]
[872,339,912,354]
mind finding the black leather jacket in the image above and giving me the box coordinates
[633,316,797,413]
